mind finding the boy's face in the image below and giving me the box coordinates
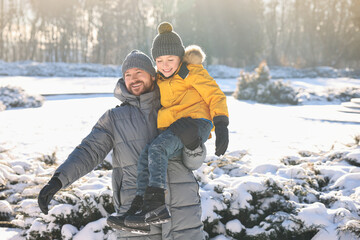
[124,68,155,96]
[155,55,181,78]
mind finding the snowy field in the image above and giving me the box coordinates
[0,64,360,239]
[1,75,360,96]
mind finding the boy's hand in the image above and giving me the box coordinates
[38,177,62,214]
[213,116,229,156]
[169,117,201,150]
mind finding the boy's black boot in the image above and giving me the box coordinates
[124,186,171,227]
[107,195,150,235]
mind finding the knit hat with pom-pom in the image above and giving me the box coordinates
[151,22,185,60]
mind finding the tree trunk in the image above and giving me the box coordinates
[0,0,4,60]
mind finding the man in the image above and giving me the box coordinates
[38,50,206,239]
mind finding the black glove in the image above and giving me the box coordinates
[38,177,62,214]
[126,195,143,215]
[169,117,201,150]
[214,115,229,156]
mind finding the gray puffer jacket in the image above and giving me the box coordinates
[55,79,205,240]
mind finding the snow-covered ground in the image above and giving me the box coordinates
[0,60,359,79]
[0,63,360,239]
[1,75,360,96]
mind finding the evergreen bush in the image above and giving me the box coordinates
[198,149,360,239]
[23,192,114,239]
[233,62,299,105]
[0,86,43,111]
[3,143,360,239]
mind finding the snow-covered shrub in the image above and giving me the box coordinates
[199,172,320,239]
[37,151,58,165]
[0,148,115,239]
[0,200,14,223]
[0,85,44,111]
[54,194,111,231]
[20,189,114,239]
[2,140,360,239]
[338,220,360,239]
[1,60,359,78]
[95,160,113,170]
[280,156,305,166]
[354,135,360,146]
[326,87,360,102]
[297,86,360,103]
[196,143,360,239]
[343,148,360,167]
[233,62,299,105]
[198,158,320,238]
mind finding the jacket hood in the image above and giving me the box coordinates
[183,45,206,65]
[113,78,160,109]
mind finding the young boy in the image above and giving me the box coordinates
[116,22,229,230]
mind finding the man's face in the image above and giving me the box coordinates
[155,55,181,78]
[124,68,155,96]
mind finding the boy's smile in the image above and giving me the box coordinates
[155,55,181,77]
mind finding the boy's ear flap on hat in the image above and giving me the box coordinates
[183,45,206,65]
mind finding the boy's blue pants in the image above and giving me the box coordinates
[136,119,212,196]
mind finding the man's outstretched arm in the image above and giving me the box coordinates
[38,110,115,214]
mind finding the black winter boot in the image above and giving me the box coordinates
[124,186,171,227]
[107,195,150,234]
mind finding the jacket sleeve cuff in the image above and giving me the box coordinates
[53,171,69,189]
[213,115,229,126]
[182,143,207,170]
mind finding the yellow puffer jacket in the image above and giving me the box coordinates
[157,45,228,130]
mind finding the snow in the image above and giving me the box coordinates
[61,224,79,240]
[1,60,359,79]
[47,204,76,218]
[28,219,47,235]
[211,235,230,240]
[72,218,108,240]
[225,219,244,233]
[0,76,117,95]
[332,173,360,192]
[250,163,280,174]
[0,62,360,239]
[200,188,226,222]
[0,229,22,240]
[2,76,360,100]
[297,202,332,226]
[346,149,360,162]
[0,200,13,214]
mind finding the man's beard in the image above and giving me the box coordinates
[130,81,154,95]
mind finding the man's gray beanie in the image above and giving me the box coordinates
[151,22,185,60]
[121,50,156,78]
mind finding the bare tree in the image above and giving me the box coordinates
[0,0,4,59]
[0,0,359,67]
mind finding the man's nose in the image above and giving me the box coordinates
[130,74,137,82]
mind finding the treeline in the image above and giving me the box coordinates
[0,0,359,68]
